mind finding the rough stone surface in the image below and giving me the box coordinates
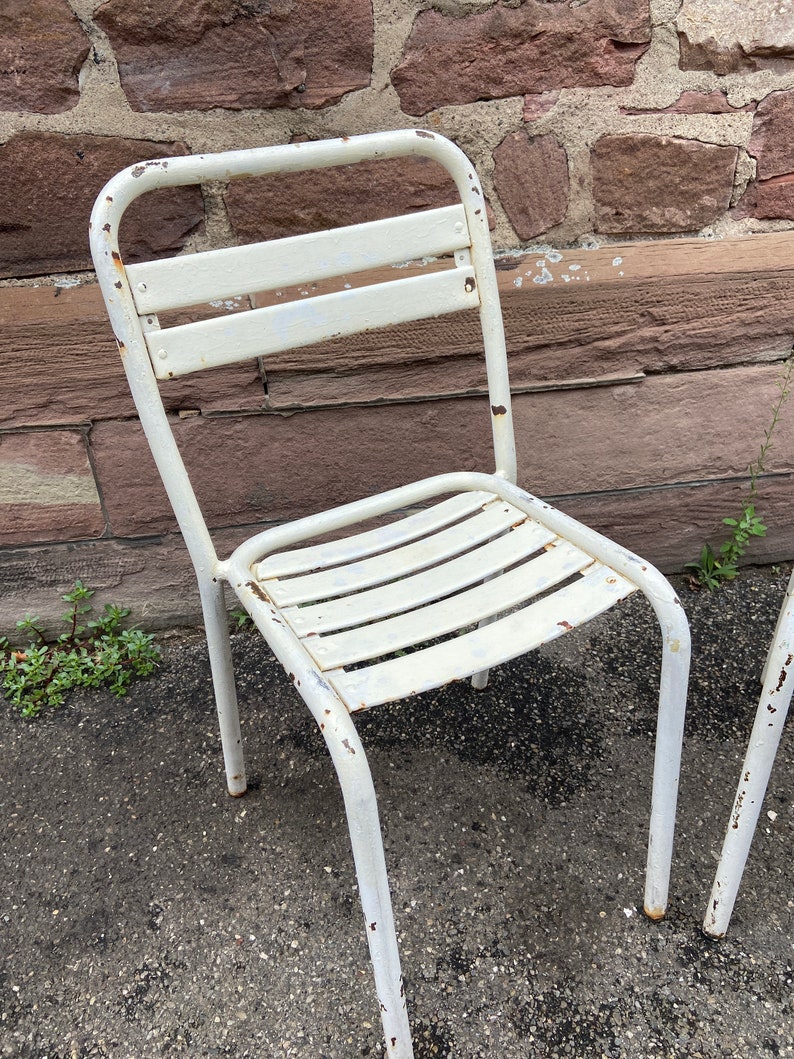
[492,132,569,241]
[622,90,755,115]
[522,91,561,123]
[748,90,794,180]
[677,0,794,74]
[748,176,794,221]
[592,135,738,234]
[0,283,267,428]
[225,153,459,242]
[391,0,651,116]
[94,0,374,112]
[89,404,493,537]
[0,430,104,546]
[0,0,89,114]
[87,361,794,541]
[0,133,204,278]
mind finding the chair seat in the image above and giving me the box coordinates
[239,489,638,711]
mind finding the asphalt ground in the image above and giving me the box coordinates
[1,568,792,1058]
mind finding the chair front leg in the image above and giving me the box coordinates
[644,603,691,920]
[320,702,413,1059]
[199,577,247,797]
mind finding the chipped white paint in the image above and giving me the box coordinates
[703,567,794,938]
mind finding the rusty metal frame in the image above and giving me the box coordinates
[90,130,691,1059]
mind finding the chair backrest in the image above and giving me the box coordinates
[90,130,517,572]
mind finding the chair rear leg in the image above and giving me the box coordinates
[321,705,413,1059]
[643,604,691,920]
[200,578,247,797]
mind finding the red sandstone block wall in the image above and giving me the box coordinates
[2,0,794,632]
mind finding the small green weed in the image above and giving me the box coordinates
[0,581,161,718]
[686,352,794,590]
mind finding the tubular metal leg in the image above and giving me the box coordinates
[643,601,691,920]
[200,578,247,797]
[703,581,794,938]
[321,705,413,1059]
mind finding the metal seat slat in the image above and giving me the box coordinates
[304,540,593,670]
[282,518,557,635]
[329,565,637,710]
[262,499,525,607]
[255,491,493,580]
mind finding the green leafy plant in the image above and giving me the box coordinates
[686,352,794,590]
[0,581,161,718]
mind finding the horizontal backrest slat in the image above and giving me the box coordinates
[146,266,479,379]
[127,204,470,315]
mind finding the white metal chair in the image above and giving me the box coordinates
[90,130,690,1059]
[703,569,793,938]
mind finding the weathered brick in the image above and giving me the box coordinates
[90,405,493,537]
[592,135,737,234]
[225,153,458,243]
[0,283,266,428]
[89,361,794,540]
[94,0,373,112]
[677,0,794,74]
[0,430,105,546]
[391,0,651,116]
[749,176,794,222]
[0,0,89,113]
[749,90,794,180]
[492,132,569,241]
[0,133,204,279]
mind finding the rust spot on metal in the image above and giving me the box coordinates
[132,165,146,178]
[491,404,507,416]
[475,208,482,215]
[111,250,121,262]
[464,275,476,293]
[114,281,122,289]
[557,620,574,630]
[391,1038,397,1047]
[105,195,113,202]
[102,222,111,232]
[415,130,434,139]
[767,703,778,713]
[342,738,356,755]
[774,662,789,692]
[320,722,325,731]
[245,579,270,603]
[369,921,377,931]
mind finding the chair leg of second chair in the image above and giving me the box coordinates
[703,603,794,938]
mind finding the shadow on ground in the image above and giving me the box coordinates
[1,569,791,1058]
